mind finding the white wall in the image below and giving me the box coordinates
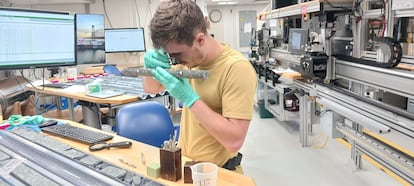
[208,4,269,53]
[2,0,268,79]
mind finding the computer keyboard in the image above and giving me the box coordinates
[41,124,114,144]
[42,83,72,88]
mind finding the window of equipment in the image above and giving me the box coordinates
[288,28,309,55]
[104,28,146,53]
[0,7,76,70]
[75,13,105,65]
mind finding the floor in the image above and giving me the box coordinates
[239,110,403,186]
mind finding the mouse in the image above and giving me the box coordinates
[39,120,58,128]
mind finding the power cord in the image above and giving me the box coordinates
[311,133,329,149]
[18,70,46,91]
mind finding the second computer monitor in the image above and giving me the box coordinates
[104,28,146,53]
[288,28,309,55]
[76,13,105,65]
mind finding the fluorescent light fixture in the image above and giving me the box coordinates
[217,1,238,5]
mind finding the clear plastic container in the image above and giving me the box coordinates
[191,162,218,186]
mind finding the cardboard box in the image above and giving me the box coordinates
[401,43,408,55]
[408,43,414,56]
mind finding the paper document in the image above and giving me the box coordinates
[57,85,86,93]
[272,68,298,74]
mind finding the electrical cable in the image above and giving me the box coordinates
[311,133,329,149]
[318,109,332,117]
[15,69,83,117]
[29,93,55,115]
[327,30,336,40]
[351,0,363,23]
[41,105,82,119]
[148,0,152,24]
[11,75,57,116]
[102,0,113,28]
[133,0,141,27]
[131,1,137,27]
[379,0,387,37]
[311,109,332,149]
[18,70,46,91]
[102,0,130,64]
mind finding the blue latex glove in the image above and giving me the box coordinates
[152,67,200,108]
[144,49,171,69]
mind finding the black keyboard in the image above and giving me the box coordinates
[41,124,114,144]
[42,83,71,88]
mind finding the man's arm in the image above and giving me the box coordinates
[189,100,250,153]
[143,76,166,94]
[142,49,171,94]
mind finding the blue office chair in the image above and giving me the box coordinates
[103,64,122,76]
[115,101,175,148]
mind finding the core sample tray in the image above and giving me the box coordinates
[0,127,164,186]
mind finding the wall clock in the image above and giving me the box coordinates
[209,9,222,23]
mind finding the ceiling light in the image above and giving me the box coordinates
[217,1,238,5]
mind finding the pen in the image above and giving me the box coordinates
[118,158,137,168]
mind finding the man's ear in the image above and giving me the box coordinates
[194,32,206,47]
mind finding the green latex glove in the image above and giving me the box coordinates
[152,67,200,108]
[144,49,171,69]
[7,115,44,126]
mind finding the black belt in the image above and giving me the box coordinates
[222,153,243,170]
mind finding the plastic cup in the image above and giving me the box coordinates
[191,162,218,186]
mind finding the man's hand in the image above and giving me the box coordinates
[152,67,200,108]
[144,49,171,69]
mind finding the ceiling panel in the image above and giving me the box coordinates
[207,0,269,6]
[1,0,268,6]
[1,0,94,5]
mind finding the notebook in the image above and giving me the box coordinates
[86,90,125,99]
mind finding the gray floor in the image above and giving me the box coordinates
[240,110,402,186]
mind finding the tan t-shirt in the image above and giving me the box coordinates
[177,44,257,166]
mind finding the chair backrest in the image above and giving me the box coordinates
[115,101,174,147]
[103,65,122,76]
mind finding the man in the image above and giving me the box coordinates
[143,0,257,172]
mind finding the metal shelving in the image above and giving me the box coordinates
[258,77,300,121]
[258,0,354,20]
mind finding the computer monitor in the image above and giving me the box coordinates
[0,7,76,70]
[75,13,105,64]
[271,0,297,9]
[104,28,146,53]
[288,28,309,55]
